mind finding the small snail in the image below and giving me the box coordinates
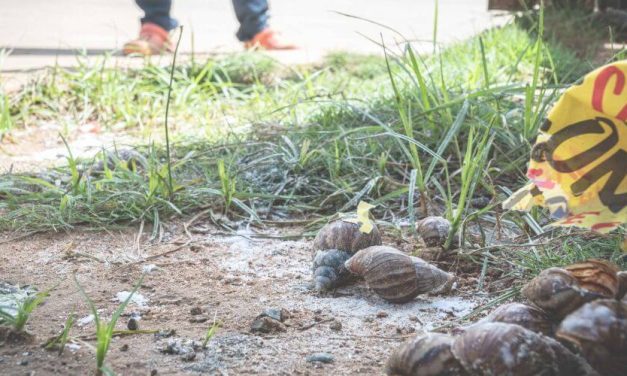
[476,302,554,336]
[415,216,451,247]
[311,249,353,291]
[313,219,382,254]
[344,246,452,303]
[522,267,607,320]
[386,333,467,376]
[387,323,597,376]
[556,299,627,376]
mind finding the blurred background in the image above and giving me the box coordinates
[0,0,502,70]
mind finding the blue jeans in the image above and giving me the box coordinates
[135,0,269,41]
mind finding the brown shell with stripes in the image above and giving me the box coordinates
[476,302,554,336]
[344,246,452,303]
[313,219,382,254]
[522,260,620,320]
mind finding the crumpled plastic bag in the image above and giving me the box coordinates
[503,61,626,234]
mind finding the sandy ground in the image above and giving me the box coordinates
[0,220,484,375]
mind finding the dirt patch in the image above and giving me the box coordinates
[0,223,483,375]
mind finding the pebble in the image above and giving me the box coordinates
[154,329,176,339]
[261,308,289,322]
[408,315,420,323]
[150,370,158,376]
[189,316,208,324]
[120,344,129,352]
[127,318,139,331]
[376,311,389,318]
[190,307,203,316]
[329,320,342,331]
[306,353,334,364]
[250,316,287,334]
[18,359,28,366]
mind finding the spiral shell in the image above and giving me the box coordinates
[344,246,452,303]
[313,219,382,253]
[522,267,606,320]
[311,249,353,291]
[477,302,554,336]
[452,323,564,376]
[386,333,467,376]
[415,216,451,247]
[564,259,619,297]
[387,324,598,376]
[556,299,627,376]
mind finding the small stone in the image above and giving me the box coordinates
[408,315,420,322]
[180,351,196,361]
[376,311,388,318]
[127,318,139,331]
[363,317,374,323]
[190,307,203,316]
[250,316,287,334]
[261,308,289,322]
[306,353,334,364]
[396,325,416,335]
[313,315,323,322]
[189,316,208,324]
[154,329,176,339]
[18,359,28,366]
[329,321,342,331]
[150,370,158,376]
[120,344,129,352]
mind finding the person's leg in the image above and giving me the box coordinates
[124,0,176,55]
[232,0,269,42]
[135,0,178,31]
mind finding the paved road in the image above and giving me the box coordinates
[1,0,503,71]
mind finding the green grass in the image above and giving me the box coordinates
[0,13,624,278]
[75,274,143,376]
[0,288,50,332]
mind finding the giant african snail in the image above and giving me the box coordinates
[387,322,600,376]
[522,259,620,319]
[311,219,382,291]
[344,246,453,303]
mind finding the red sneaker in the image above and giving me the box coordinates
[123,23,173,56]
[244,29,297,50]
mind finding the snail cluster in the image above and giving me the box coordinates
[311,219,453,303]
[387,259,627,376]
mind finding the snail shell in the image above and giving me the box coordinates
[564,259,619,298]
[451,322,564,376]
[92,148,148,174]
[522,267,605,320]
[477,302,554,336]
[386,333,467,376]
[556,299,627,376]
[415,216,451,247]
[311,249,353,291]
[313,219,382,253]
[344,246,452,303]
[617,271,627,300]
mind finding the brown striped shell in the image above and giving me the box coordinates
[556,299,627,376]
[344,246,452,303]
[451,322,596,376]
[415,216,451,247]
[386,333,467,376]
[477,302,554,336]
[522,267,606,320]
[564,259,619,297]
[313,219,382,253]
[387,324,598,376]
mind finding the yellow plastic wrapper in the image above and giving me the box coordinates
[503,61,626,234]
[342,201,376,234]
